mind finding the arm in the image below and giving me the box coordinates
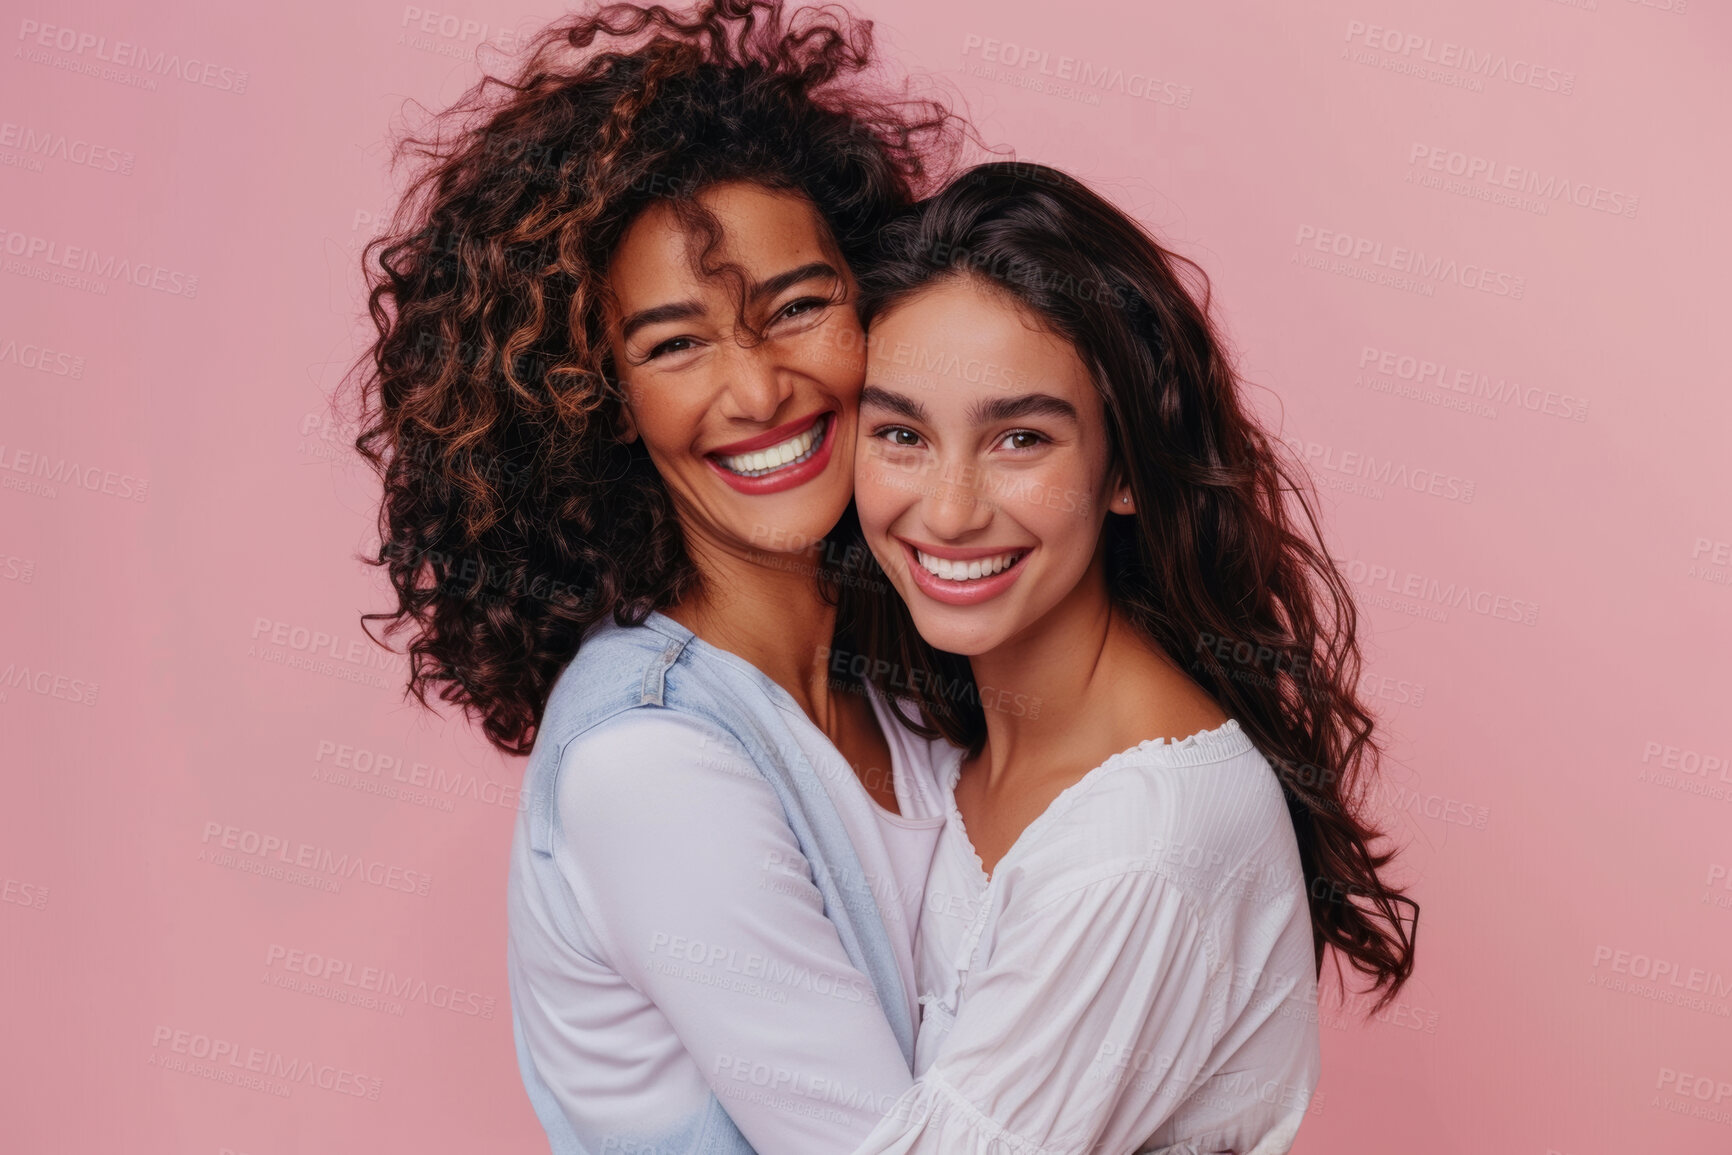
[554,709,915,1153]
[851,868,1264,1155]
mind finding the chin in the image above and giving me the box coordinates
[728,479,852,555]
[902,606,1006,659]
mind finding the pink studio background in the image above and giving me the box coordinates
[2,0,1728,1152]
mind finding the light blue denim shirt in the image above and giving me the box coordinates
[506,611,921,1154]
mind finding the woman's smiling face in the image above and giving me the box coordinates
[854,275,1130,656]
[607,181,865,566]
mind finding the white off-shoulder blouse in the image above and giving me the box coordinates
[851,718,1323,1155]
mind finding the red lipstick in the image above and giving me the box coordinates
[704,411,838,496]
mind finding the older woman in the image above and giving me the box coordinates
[353,2,965,1151]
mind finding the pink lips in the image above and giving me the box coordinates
[704,411,837,496]
[898,540,1031,607]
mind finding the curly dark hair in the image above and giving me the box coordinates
[346,0,963,754]
[840,162,1419,1010]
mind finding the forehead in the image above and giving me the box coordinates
[866,278,1094,408]
[607,182,833,306]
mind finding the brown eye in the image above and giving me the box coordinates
[776,297,827,321]
[1002,430,1043,450]
[646,336,697,360]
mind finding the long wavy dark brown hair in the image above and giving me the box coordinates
[841,162,1420,1009]
[346,0,962,755]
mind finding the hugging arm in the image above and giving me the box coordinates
[554,711,915,1153]
[848,869,1239,1155]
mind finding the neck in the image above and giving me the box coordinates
[965,555,1127,785]
[666,534,840,722]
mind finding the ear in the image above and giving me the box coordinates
[1110,475,1135,516]
[616,389,640,444]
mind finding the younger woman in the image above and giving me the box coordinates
[845,163,1419,1152]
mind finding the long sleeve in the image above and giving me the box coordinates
[552,709,915,1153]
[851,866,1297,1155]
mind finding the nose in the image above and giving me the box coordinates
[717,339,793,425]
[920,459,995,540]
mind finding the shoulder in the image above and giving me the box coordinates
[547,708,800,896]
[521,616,778,857]
[1007,722,1302,909]
[540,616,690,736]
[539,613,767,749]
[555,708,761,815]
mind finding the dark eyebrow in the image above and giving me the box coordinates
[618,262,839,343]
[750,260,840,303]
[619,300,703,343]
[860,386,930,423]
[968,393,1078,425]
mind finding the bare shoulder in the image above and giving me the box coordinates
[1107,622,1230,747]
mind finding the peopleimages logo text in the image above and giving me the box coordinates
[200,821,432,897]
[149,1026,380,1098]
[16,19,249,93]
[1294,226,1524,299]
[1343,20,1574,95]
[961,35,1193,106]
[0,443,149,501]
[0,227,198,297]
[0,121,134,174]
[1345,559,1539,626]
[1358,346,1588,421]
[1408,144,1638,219]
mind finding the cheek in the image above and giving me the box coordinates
[853,449,915,533]
[995,459,1100,540]
[626,381,705,456]
[852,452,893,525]
[791,316,866,392]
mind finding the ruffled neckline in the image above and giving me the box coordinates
[941,718,1252,884]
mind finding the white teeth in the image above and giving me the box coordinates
[715,418,825,477]
[913,550,1023,583]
